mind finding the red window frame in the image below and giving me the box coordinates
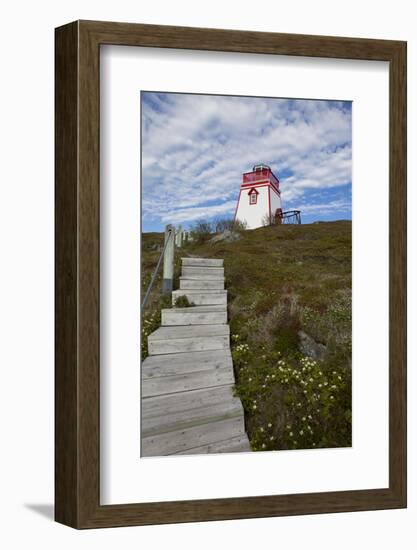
[249,189,258,205]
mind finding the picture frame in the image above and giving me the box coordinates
[55,20,407,528]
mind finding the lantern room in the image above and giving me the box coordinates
[242,164,280,191]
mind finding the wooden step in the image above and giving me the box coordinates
[141,416,245,457]
[142,349,233,379]
[141,254,250,457]
[142,385,236,419]
[147,324,230,355]
[182,258,223,267]
[161,306,227,326]
[182,266,224,279]
[172,290,227,306]
[142,366,234,397]
[179,277,225,290]
[142,397,242,436]
[176,434,252,455]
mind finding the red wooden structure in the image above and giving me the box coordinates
[242,164,280,192]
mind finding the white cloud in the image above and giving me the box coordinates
[141,93,352,227]
[161,200,237,224]
[292,199,351,216]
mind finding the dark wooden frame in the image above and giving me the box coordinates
[55,20,407,529]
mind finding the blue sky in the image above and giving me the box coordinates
[141,92,352,232]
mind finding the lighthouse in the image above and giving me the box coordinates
[234,164,283,229]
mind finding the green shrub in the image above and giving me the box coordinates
[141,309,161,360]
[300,291,351,364]
[173,295,195,308]
[190,219,214,243]
[272,326,300,354]
[233,346,351,451]
[141,294,171,360]
[214,217,235,233]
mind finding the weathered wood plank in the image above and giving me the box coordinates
[142,399,243,437]
[148,323,230,354]
[161,307,227,326]
[141,416,245,457]
[182,266,224,279]
[142,347,232,366]
[179,277,225,290]
[141,349,233,378]
[148,335,229,355]
[172,290,227,305]
[169,305,227,312]
[149,324,229,340]
[142,385,236,419]
[142,366,234,397]
[181,258,223,267]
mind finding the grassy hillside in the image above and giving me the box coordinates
[141,221,352,452]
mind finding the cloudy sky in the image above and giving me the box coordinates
[141,92,352,232]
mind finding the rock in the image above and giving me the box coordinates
[298,331,327,360]
[210,230,241,244]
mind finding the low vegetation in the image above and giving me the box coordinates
[173,295,195,308]
[190,218,247,243]
[141,219,352,450]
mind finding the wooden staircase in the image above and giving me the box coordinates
[141,257,251,457]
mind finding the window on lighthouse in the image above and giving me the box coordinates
[249,193,257,205]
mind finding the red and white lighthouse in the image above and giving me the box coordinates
[234,164,283,229]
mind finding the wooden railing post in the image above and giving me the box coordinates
[163,224,175,293]
[176,224,183,248]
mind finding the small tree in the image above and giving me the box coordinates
[190,219,214,243]
[214,217,235,233]
[233,218,248,232]
[214,217,248,233]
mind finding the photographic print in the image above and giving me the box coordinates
[140,91,352,458]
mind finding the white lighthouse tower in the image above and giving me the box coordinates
[234,164,282,229]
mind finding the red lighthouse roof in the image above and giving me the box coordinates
[242,164,280,191]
